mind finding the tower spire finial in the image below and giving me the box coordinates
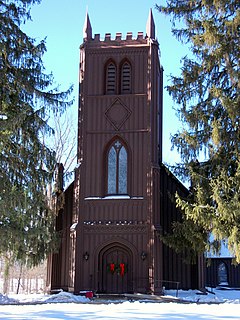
[146,8,155,39]
[83,10,92,41]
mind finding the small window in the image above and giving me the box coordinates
[121,62,131,94]
[107,140,127,194]
[106,62,116,94]
[218,262,228,286]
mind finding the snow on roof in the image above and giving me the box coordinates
[84,195,144,200]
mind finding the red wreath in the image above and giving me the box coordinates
[110,263,115,274]
[119,263,125,277]
[107,263,127,276]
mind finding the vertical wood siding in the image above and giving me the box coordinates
[160,165,201,289]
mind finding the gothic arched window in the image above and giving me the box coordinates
[218,262,229,286]
[106,61,117,94]
[121,61,131,94]
[107,140,127,194]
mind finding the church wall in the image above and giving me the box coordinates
[80,47,152,200]
[49,183,74,291]
[83,199,148,222]
[63,183,75,290]
[206,258,240,288]
[85,95,148,132]
[160,165,201,289]
[77,226,149,292]
[83,46,148,96]
[83,131,149,198]
[148,44,162,166]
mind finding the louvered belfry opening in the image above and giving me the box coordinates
[106,62,116,94]
[121,62,131,94]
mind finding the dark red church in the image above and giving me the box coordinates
[47,10,204,294]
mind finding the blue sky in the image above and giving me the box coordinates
[23,0,190,166]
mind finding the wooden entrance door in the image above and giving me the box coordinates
[99,245,132,293]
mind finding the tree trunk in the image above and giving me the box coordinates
[3,256,10,294]
[16,264,23,294]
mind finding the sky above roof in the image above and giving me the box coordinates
[23,0,191,167]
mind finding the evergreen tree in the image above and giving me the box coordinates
[0,0,73,268]
[156,1,240,261]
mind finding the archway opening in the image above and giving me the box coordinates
[98,243,133,293]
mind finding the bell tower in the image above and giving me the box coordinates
[73,9,163,294]
[48,8,204,295]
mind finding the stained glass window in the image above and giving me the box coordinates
[107,140,127,194]
[108,147,117,194]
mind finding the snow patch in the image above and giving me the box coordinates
[0,293,18,305]
[1,288,240,306]
[5,291,89,305]
[1,289,240,320]
[45,291,89,303]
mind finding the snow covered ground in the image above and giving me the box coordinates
[0,288,240,319]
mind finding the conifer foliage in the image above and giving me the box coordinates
[157,1,240,261]
[0,0,73,267]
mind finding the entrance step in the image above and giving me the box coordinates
[96,293,128,300]
[95,293,178,302]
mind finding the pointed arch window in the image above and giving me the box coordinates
[121,61,131,94]
[108,140,127,194]
[106,62,117,94]
[218,262,229,286]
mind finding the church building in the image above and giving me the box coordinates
[47,10,204,294]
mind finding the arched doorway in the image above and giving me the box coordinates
[98,243,133,293]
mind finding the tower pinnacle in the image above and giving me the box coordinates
[146,8,155,39]
[83,11,92,41]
